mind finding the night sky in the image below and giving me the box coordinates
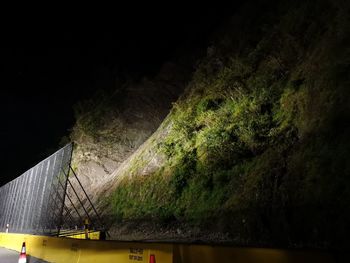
[0,3,243,186]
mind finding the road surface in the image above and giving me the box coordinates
[0,247,48,263]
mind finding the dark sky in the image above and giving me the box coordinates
[0,3,244,186]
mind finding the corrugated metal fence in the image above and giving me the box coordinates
[0,144,72,235]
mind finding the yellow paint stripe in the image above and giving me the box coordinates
[59,230,101,240]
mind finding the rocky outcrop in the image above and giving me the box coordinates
[69,62,189,209]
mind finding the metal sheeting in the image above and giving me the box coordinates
[0,144,72,235]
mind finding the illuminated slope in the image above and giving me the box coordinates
[72,0,350,248]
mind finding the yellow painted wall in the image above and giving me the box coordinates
[0,232,339,263]
[0,233,172,263]
[173,244,335,263]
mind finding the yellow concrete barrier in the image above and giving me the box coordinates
[0,232,338,263]
[173,244,335,263]
[0,233,172,263]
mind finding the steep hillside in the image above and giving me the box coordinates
[70,62,190,201]
[71,0,350,248]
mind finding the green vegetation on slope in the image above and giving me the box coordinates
[107,0,350,247]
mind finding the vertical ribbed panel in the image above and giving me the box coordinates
[0,144,72,234]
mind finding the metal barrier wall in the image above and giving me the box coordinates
[0,144,72,235]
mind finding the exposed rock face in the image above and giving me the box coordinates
[69,62,189,209]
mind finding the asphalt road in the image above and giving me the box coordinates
[0,247,48,263]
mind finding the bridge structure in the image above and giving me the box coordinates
[0,144,104,238]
